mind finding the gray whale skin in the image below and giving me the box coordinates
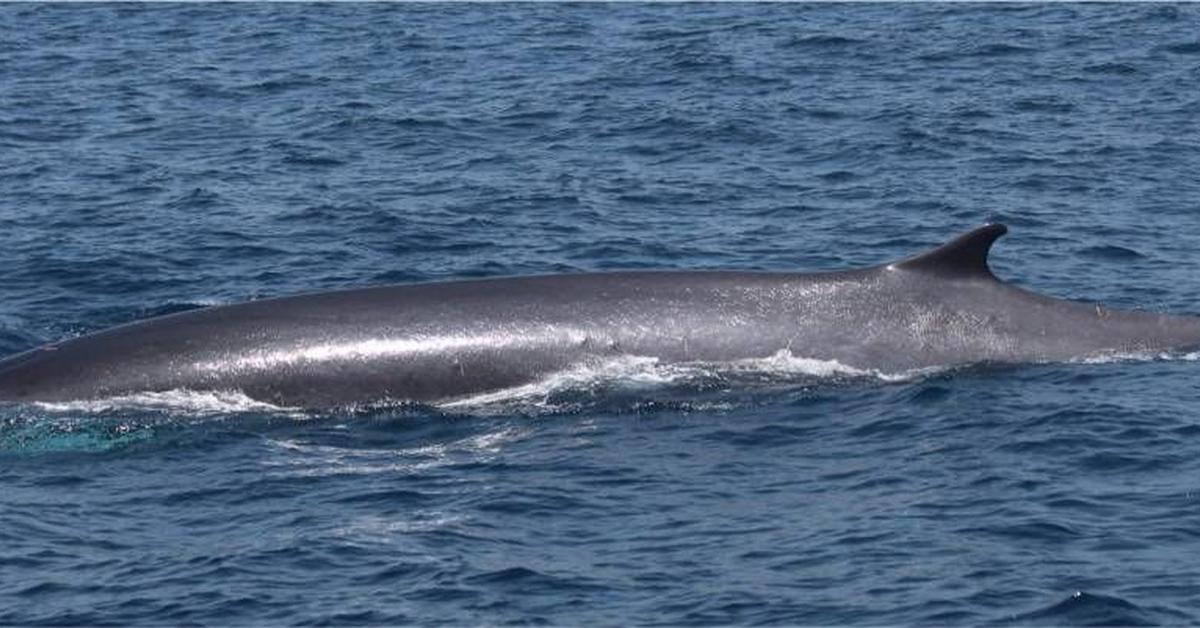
[1,224,1198,408]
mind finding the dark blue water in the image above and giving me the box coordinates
[4,4,1200,625]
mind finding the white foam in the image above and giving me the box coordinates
[438,355,686,410]
[738,349,948,383]
[186,298,229,307]
[261,443,447,478]
[35,389,294,415]
[439,350,931,411]
[335,511,465,542]
[729,350,874,377]
[1075,349,1200,365]
[262,425,527,479]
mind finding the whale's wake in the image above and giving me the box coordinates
[0,347,1196,455]
[0,349,927,420]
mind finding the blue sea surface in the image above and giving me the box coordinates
[3,3,1200,625]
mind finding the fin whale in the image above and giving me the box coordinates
[0,224,1197,408]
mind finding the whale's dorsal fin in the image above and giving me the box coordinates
[891,223,1008,279]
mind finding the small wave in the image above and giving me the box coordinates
[784,34,864,49]
[1083,62,1140,75]
[1010,591,1155,626]
[280,153,346,168]
[918,43,1035,62]
[1013,97,1075,114]
[1162,41,1200,55]
[1077,244,1144,260]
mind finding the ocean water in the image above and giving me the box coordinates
[3,3,1200,625]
